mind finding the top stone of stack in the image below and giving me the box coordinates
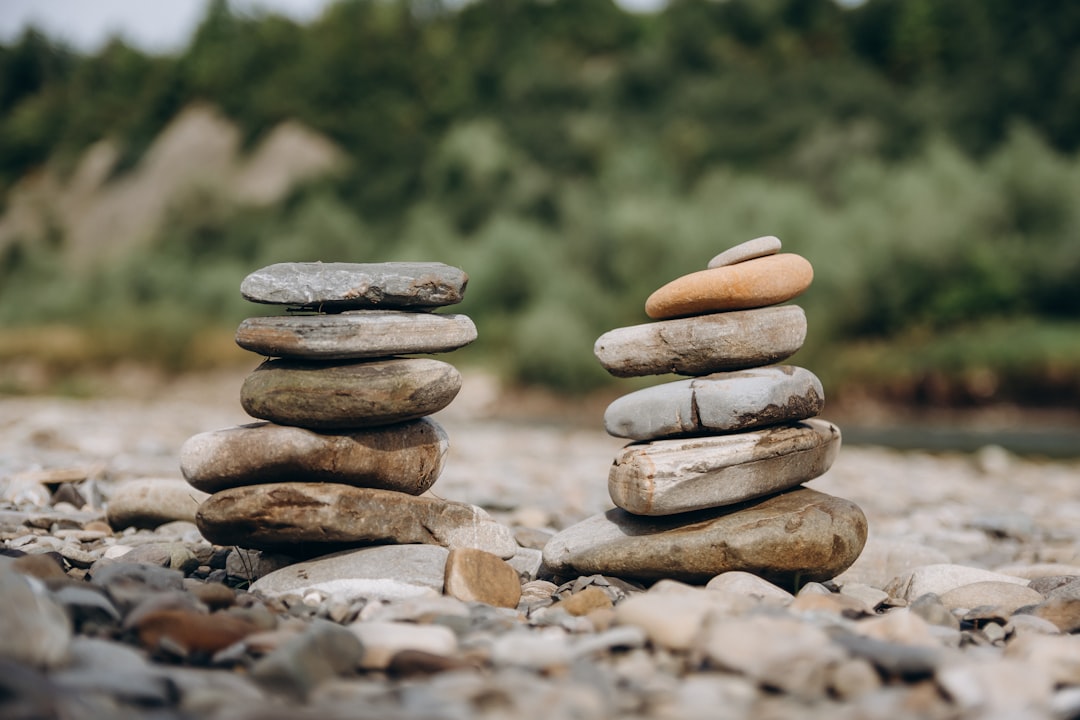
[240,262,468,311]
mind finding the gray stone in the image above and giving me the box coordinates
[826,627,941,679]
[250,545,450,602]
[106,477,209,530]
[198,482,516,557]
[543,487,866,585]
[348,621,458,669]
[833,537,949,589]
[250,620,364,700]
[241,357,461,429]
[226,548,296,583]
[884,564,1029,603]
[707,235,782,269]
[88,561,186,613]
[593,305,807,378]
[236,310,477,360]
[240,261,468,310]
[52,637,172,705]
[609,419,840,515]
[0,566,71,668]
[181,418,449,494]
[938,581,1045,613]
[604,365,824,440]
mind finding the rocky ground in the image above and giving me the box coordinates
[3,369,1080,719]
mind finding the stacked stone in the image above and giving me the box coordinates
[180,262,516,559]
[543,237,867,587]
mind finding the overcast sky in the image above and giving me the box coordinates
[0,0,668,54]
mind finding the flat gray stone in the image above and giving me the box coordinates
[707,236,782,269]
[609,419,840,516]
[106,478,210,530]
[604,365,824,440]
[250,545,450,602]
[240,357,461,429]
[180,418,449,494]
[235,310,477,360]
[542,486,867,586]
[240,261,468,310]
[196,482,517,558]
[594,305,806,378]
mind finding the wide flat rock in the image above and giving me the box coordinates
[240,262,468,310]
[240,357,461,429]
[604,365,824,440]
[196,483,517,558]
[249,545,450,602]
[707,236,782,269]
[609,419,841,515]
[645,253,813,319]
[594,305,806,378]
[180,418,448,494]
[235,311,476,360]
[542,486,866,585]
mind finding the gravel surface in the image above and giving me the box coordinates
[3,368,1080,719]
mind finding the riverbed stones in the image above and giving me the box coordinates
[547,237,866,584]
[182,261,517,604]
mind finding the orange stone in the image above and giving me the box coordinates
[645,253,813,319]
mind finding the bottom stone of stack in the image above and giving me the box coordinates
[196,483,517,559]
[542,486,866,587]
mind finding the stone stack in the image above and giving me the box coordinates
[543,237,867,587]
[180,261,516,559]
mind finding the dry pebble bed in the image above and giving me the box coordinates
[3,371,1080,719]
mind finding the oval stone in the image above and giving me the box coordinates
[645,253,813,319]
[240,357,461,429]
[707,236,782,269]
[196,483,517,558]
[240,262,468,310]
[542,487,867,586]
[594,305,807,378]
[604,365,824,440]
[608,419,841,516]
[236,311,477,360]
[180,418,448,494]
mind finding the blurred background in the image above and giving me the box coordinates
[0,0,1078,448]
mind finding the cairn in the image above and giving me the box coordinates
[543,237,867,587]
[180,262,516,560]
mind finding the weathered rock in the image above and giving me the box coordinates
[235,311,477,360]
[604,366,824,441]
[594,305,807,378]
[938,581,1045,613]
[240,358,461,429]
[884,564,1029,603]
[608,419,840,515]
[645,253,814,319]
[705,571,795,606]
[542,487,866,585]
[349,621,458,670]
[443,548,522,609]
[240,261,468,310]
[250,545,449,602]
[106,478,209,530]
[197,483,516,558]
[0,566,71,668]
[180,418,449,494]
[707,236,782,269]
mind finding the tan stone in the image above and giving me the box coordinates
[196,483,517,558]
[240,357,461,429]
[707,236,782,269]
[558,587,613,616]
[645,253,813,319]
[181,418,448,494]
[542,487,867,586]
[443,548,522,609]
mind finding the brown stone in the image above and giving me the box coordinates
[542,487,867,586]
[645,253,814,319]
[558,587,613,616]
[444,548,522,609]
[134,608,259,655]
[181,418,448,494]
[196,483,517,558]
[240,357,461,429]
